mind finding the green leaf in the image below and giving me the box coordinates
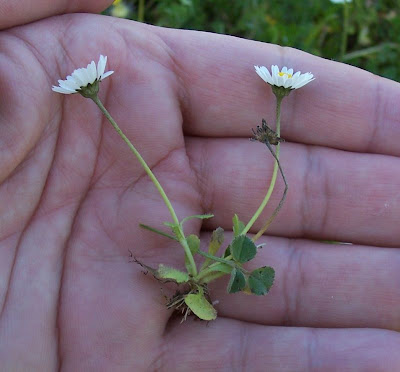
[231,235,257,263]
[223,245,231,258]
[248,266,275,296]
[201,227,225,270]
[181,214,214,225]
[185,234,200,273]
[232,214,245,237]
[227,267,246,293]
[157,264,189,283]
[139,224,178,241]
[186,234,200,254]
[184,289,217,321]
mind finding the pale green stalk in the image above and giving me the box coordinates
[200,271,226,284]
[138,0,145,22]
[196,253,234,283]
[340,0,350,61]
[242,96,283,236]
[91,96,197,275]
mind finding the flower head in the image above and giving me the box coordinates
[52,55,114,97]
[330,0,351,3]
[255,65,314,93]
[111,0,130,18]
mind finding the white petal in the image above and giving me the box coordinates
[80,67,92,86]
[292,74,310,89]
[100,70,114,80]
[255,66,265,82]
[289,72,301,87]
[271,65,279,78]
[294,77,314,89]
[272,72,280,86]
[281,66,288,73]
[292,71,301,79]
[97,55,107,79]
[276,75,284,87]
[52,85,75,94]
[291,77,306,89]
[85,62,93,83]
[78,67,90,86]
[283,78,292,88]
[255,65,272,84]
[58,79,78,91]
[66,75,80,89]
[287,68,293,76]
[88,61,97,83]
[261,66,272,80]
[71,69,85,87]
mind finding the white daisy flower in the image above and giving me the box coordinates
[330,0,351,3]
[52,55,114,95]
[255,65,314,91]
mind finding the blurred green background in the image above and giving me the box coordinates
[105,0,400,81]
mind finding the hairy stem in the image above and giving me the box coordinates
[252,140,288,242]
[196,253,234,283]
[200,271,227,284]
[242,95,283,235]
[91,95,197,275]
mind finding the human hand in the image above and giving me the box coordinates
[0,1,399,370]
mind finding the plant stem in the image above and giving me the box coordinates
[252,140,288,242]
[200,271,227,284]
[242,95,283,236]
[139,223,178,241]
[138,0,145,22]
[342,42,399,61]
[91,95,197,275]
[340,0,349,61]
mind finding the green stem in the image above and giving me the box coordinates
[138,0,145,22]
[91,95,197,275]
[196,267,223,283]
[200,271,227,284]
[139,223,178,241]
[252,139,288,242]
[242,96,283,236]
[196,253,234,282]
[197,251,234,266]
[340,0,349,61]
[342,42,400,61]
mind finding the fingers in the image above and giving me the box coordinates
[155,27,400,157]
[161,318,400,371]
[186,137,400,247]
[198,232,400,331]
[0,0,113,30]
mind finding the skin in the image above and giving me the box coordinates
[0,1,399,370]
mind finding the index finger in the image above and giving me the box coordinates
[155,26,400,157]
[0,0,113,30]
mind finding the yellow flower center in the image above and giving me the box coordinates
[278,72,292,78]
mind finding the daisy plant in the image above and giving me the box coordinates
[251,65,314,241]
[52,57,314,322]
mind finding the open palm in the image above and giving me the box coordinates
[0,2,399,371]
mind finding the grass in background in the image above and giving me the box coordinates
[105,0,400,81]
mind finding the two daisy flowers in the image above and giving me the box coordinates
[52,55,314,95]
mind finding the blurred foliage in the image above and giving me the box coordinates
[105,0,400,81]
